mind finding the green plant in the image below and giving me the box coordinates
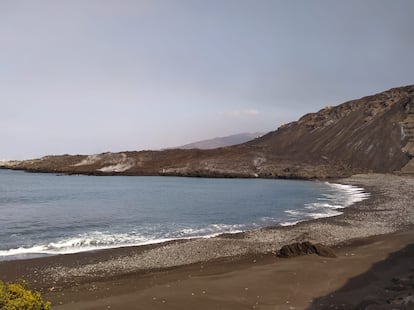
[0,280,50,310]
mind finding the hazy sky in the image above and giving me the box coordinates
[1,0,414,159]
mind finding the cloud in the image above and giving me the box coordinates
[220,109,260,118]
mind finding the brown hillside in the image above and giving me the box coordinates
[249,85,414,173]
[2,85,414,179]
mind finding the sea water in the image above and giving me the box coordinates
[0,169,369,260]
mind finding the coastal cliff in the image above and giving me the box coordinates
[2,85,414,178]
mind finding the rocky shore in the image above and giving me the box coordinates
[37,174,413,284]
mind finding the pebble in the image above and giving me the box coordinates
[41,173,414,308]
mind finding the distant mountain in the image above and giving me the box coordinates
[175,132,264,150]
[2,85,414,178]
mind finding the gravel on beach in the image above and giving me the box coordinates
[40,174,414,285]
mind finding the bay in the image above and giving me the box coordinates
[0,169,368,260]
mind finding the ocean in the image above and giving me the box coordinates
[0,169,369,260]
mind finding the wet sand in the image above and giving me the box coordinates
[0,174,413,309]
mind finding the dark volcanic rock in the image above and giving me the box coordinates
[277,241,336,258]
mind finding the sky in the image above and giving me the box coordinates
[1,0,414,160]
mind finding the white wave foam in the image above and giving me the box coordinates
[168,223,248,239]
[279,221,300,226]
[1,182,370,259]
[0,224,250,259]
[0,231,171,258]
[283,182,369,224]
[307,210,343,219]
[326,183,370,206]
[305,202,344,210]
[285,210,301,216]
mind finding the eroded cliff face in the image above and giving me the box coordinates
[400,96,414,173]
[2,85,414,179]
[249,85,414,174]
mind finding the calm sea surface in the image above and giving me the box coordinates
[0,169,368,260]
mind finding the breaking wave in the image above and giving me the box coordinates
[0,175,370,260]
[0,224,249,260]
[282,182,370,226]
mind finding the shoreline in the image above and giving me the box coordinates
[46,229,414,309]
[0,178,367,261]
[0,173,413,309]
[0,174,411,277]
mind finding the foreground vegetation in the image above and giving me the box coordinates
[0,280,50,310]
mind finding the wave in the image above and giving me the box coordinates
[167,223,248,238]
[0,182,370,260]
[0,224,248,259]
[0,231,160,257]
[283,182,369,225]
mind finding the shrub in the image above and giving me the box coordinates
[0,280,51,310]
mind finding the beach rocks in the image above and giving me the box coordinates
[277,242,336,258]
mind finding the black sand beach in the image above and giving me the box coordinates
[0,174,413,309]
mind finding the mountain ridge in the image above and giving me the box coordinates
[172,132,264,150]
[2,84,414,179]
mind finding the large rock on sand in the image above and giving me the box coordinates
[277,241,336,258]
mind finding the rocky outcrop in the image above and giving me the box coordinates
[2,85,414,178]
[277,242,336,258]
[400,96,414,174]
